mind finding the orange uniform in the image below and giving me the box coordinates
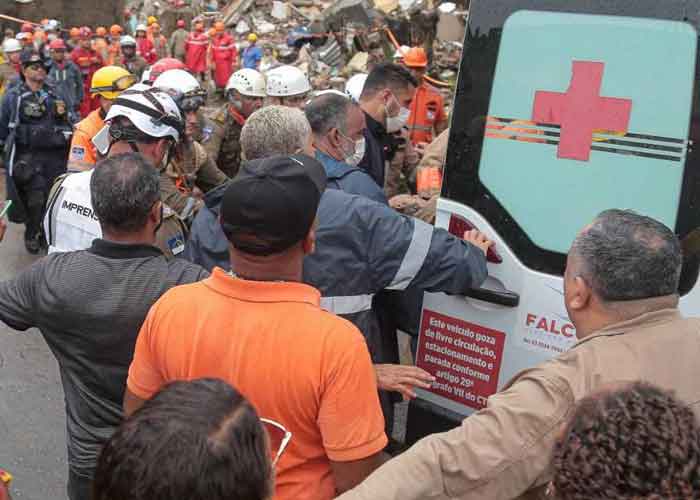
[127,269,387,500]
[406,82,447,145]
[67,108,105,172]
[107,41,121,65]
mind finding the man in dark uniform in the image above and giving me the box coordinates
[0,50,71,253]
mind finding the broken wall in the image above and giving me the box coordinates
[2,0,125,31]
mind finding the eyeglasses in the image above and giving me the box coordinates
[260,418,292,467]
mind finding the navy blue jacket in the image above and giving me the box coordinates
[183,182,488,365]
[315,150,387,204]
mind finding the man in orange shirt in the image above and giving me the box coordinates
[125,154,388,500]
[402,47,448,148]
[71,27,104,118]
[67,66,136,171]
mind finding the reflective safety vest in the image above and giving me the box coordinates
[44,170,101,254]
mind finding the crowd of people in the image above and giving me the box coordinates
[0,11,699,500]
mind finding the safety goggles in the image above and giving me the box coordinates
[91,74,137,95]
[180,94,206,113]
[261,418,292,467]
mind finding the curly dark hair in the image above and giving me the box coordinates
[92,378,273,500]
[551,382,700,500]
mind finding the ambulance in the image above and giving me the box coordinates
[406,0,700,442]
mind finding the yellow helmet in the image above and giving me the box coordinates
[147,16,158,26]
[91,66,136,99]
[248,33,258,42]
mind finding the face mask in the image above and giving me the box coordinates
[386,105,410,133]
[347,137,366,166]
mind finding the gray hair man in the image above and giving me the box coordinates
[305,93,385,204]
[184,105,491,436]
[0,153,208,500]
[336,209,700,500]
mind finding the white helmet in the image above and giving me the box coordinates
[226,69,266,97]
[120,35,137,47]
[153,69,201,95]
[345,73,367,103]
[2,38,22,54]
[265,65,311,97]
[136,24,148,33]
[105,83,184,143]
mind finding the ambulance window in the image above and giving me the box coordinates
[443,1,700,281]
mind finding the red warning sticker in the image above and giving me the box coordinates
[416,309,506,410]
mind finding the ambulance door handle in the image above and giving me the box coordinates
[465,287,520,307]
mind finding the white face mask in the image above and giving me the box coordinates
[385,93,410,133]
[346,137,366,166]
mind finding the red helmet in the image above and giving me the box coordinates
[79,26,92,39]
[21,23,34,33]
[177,19,186,28]
[49,38,67,50]
[150,58,188,80]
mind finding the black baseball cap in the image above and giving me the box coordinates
[220,154,327,256]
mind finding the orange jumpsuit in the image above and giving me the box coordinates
[67,108,105,172]
[209,33,237,88]
[406,82,446,145]
[71,47,103,118]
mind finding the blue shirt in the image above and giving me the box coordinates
[242,46,263,69]
[315,151,387,204]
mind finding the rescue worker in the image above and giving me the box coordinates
[152,69,229,219]
[71,27,103,118]
[124,9,137,36]
[265,65,311,109]
[169,19,188,62]
[16,32,34,52]
[118,36,147,81]
[67,66,136,172]
[93,27,110,64]
[402,47,447,147]
[0,51,72,253]
[241,33,262,69]
[44,84,190,259]
[41,20,60,59]
[205,68,265,178]
[147,57,187,83]
[46,39,83,124]
[149,23,168,61]
[185,22,208,81]
[146,16,158,40]
[107,25,123,65]
[208,21,237,92]
[135,25,156,65]
[67,27,81,53]
[0,38,22,97]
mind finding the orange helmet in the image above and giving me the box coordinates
[21,23,34,33]
[40,18,49,26]
[214,21,225,32]
[403,47,428,68]
[96,26,107,37]
[69,27,80,38]
[149,58,188,80]
[110,25,123,36]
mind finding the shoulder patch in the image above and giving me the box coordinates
[167,234,186,255]
[201,125,214,143]
[69,146,86,161]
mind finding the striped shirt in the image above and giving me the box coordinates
[0,239,209,478]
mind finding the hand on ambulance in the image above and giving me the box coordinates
[464,229,493,256]
[375,364,436,401]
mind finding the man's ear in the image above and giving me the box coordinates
[302,225,316,255]
[149,200,163,224]
[567,276,592,312]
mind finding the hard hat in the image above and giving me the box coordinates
[176,19,186,28]
[345,73,367,102]
[147,16,158,26]
[265,65,311,97]
[91,66,136,99]
[151,23,160,30]
[79,27,92,39]
[226,69,266,97]
[120,35,137,47]
[21,23,33,33]
[16,32,32,43]
[136,24,147,33]
[69,27,80,38]
[44,19,59,31]
[40,19,49,26]
[2,38,22,54]
[106,84,183,143]
[214,21,225,32]
[403,46,428,68]
[96,26,107,37]
[149,58,187,81]
[110,25,123,36]
[392,45,410,60]
[153,69,206,113]
[48,38,67,51]
[248,33,258,42]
